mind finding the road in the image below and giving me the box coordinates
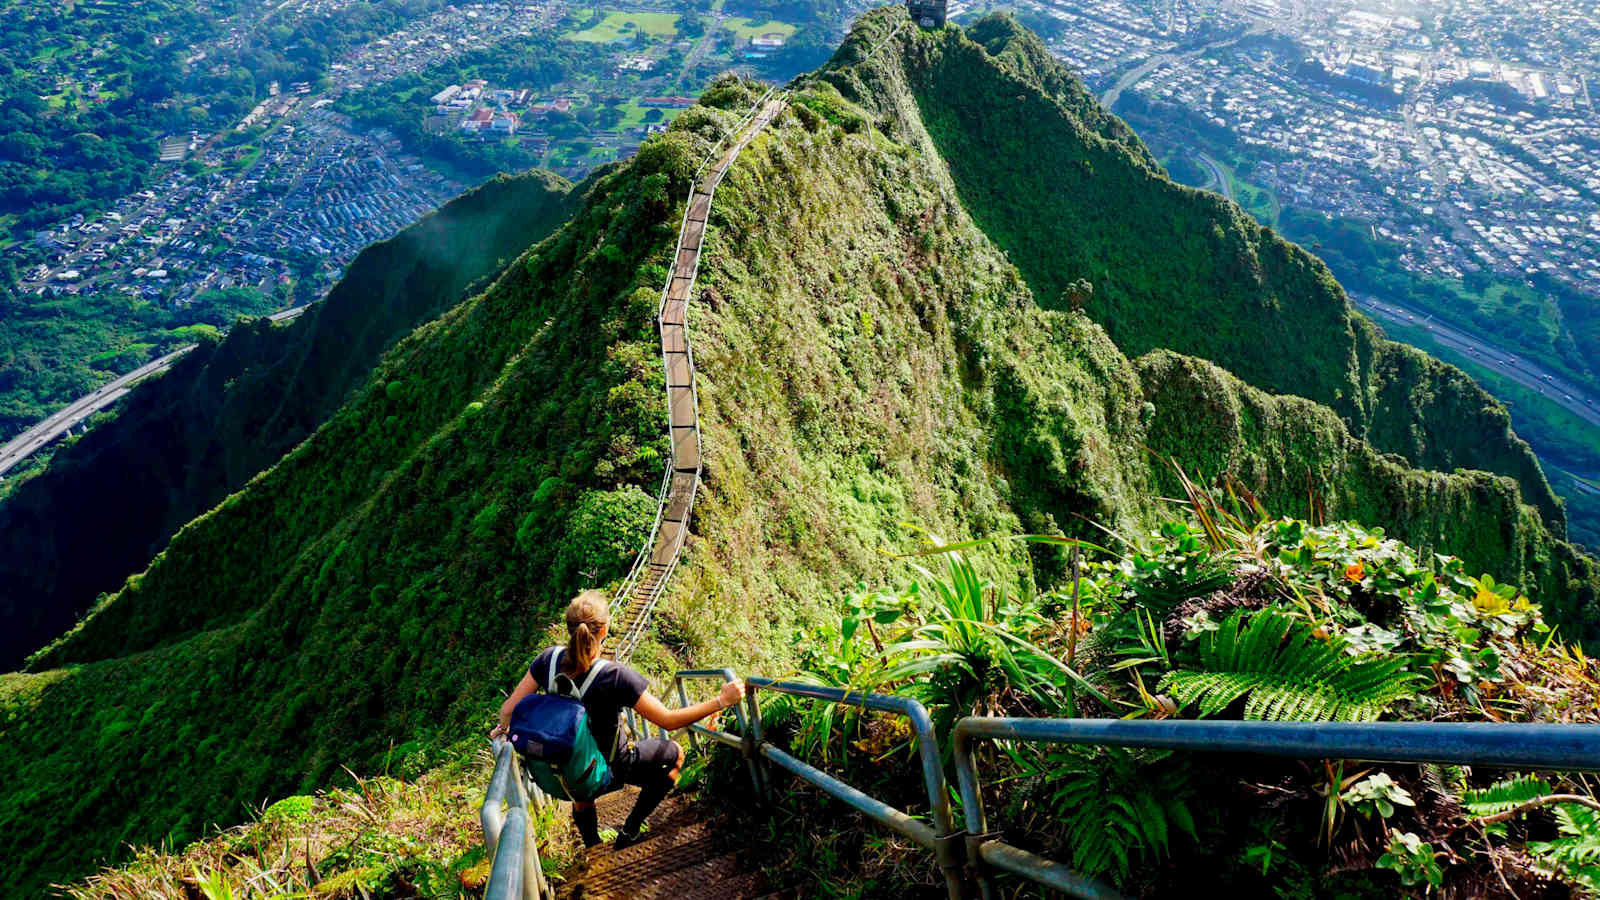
[1351,293,1600,429]
[676,0,729,90]
[0,305,309,479]
[1195,152,1233,200]
[1100,28,1261,111]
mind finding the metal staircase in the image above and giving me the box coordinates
[605,88,788,663]
[480,86,788,900]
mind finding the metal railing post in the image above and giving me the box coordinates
[952,726,996,900]
[744,682,769,801]
[675,676,698,752]
[903,700,965,900]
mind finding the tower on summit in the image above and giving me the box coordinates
[907,0,946,28]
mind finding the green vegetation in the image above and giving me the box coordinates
[725,17,798,41]
[1119,86,1600,544]
[11,12,1600,898]
[730,507,1600,896]
[0,171,573,673]
[333,24,615,179]
[564,10,681,43]
[1378,313,1600,548]
[884,14,1566,536]
[61,758,535,899]
[0,287,277,438]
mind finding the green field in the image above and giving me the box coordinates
[725,17,797,41]
[563,10,679,43]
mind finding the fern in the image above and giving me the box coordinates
[1462,775,1552,817]
[1158,610,1419,721]
[1467,777,1600,893]
[1027,746,1198,884]
[1531,804,1600,893]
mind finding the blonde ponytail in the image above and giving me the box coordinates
[564,589,610,674]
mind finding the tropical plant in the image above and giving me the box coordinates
[1376,830,1443,890]
[1530,804,1600,892]
[1015,745,1198,883]
[1341,772,1415,819]
[1462,774,1554,819]
[1464,775,1600,892]
[1159,610,1419,721]
[885,545,1110,722]
[783,589,905,762]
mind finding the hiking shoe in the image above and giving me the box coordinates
[612,828,645,850]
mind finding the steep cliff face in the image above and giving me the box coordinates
[875,15,1566,534]
[4,14,1596,896]
[0,172,572,672]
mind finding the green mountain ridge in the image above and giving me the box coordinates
[0,170,573,672]
[4,10,1597,896]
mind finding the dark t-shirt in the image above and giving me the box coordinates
[529,646,649,758]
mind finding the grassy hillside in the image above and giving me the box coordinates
[0,171,572,672]
[9,12,1599,897]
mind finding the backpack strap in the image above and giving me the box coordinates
[546,647,607,699]
[575,659,607,699]
[545,646,564,694]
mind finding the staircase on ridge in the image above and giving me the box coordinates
[605,91,788,664]
[553,90,786,899]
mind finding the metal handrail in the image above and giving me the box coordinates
[681,672,964,900]
[951,718,1600,900]
[482,739,550,900]
[608,85,787,662]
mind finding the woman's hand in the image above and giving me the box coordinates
[489,722,509,741]
[718,680,747,710]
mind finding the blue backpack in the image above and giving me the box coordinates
[508,648,615,801]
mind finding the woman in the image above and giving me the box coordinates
[490,590,746,850]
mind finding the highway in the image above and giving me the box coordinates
[1351,293,1600,429]
[1099,28,1261,112]
[0,304,309,479]
[1195,152,1233,200]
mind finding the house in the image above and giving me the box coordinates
[490,112,519,135]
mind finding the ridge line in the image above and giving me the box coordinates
[607,87,788,663]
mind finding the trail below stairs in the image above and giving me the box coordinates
[558,787,781,899]
[565,91,789,900]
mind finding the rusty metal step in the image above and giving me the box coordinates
[562,790,769,899]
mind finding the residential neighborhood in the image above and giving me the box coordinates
[980,0,1600,303]
[15,0,808,307]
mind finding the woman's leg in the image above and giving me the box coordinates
[572,799,602,847]
[617,739,684,846]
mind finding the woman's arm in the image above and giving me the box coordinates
[634,681,746,733]
[489,672,539,740]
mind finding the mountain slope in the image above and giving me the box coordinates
[6,13,1597,897]
[0,171,572,671]
[886,15,1566,534]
